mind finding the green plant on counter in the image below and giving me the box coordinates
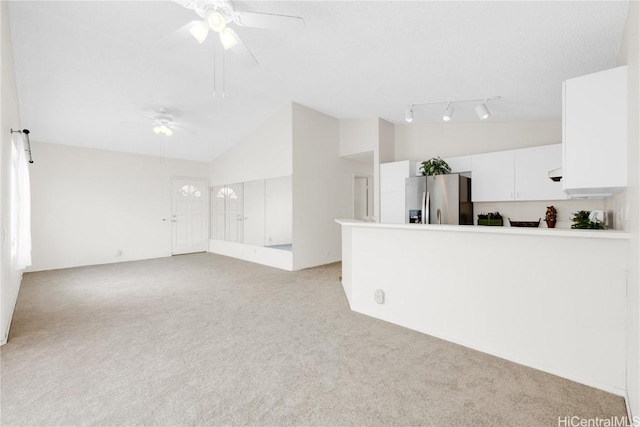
[571,210,605,229]
[420,157,451,176]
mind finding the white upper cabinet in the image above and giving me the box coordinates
[563,66,627,197]
[514,145,567,201]
[471,150,515,202]
[472,144,567,202]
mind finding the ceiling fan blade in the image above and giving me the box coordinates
[227,30,259,67]
[233,11,305,31]
[170,124,198,135]
[155,20,203,48]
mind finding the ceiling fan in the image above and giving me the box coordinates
[122,110,196,137]
[170,0,305,66]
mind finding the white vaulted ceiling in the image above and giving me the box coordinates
[8,1,629,161]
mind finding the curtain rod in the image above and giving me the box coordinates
[10,129,33,164]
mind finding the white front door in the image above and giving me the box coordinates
[172,178,209,255]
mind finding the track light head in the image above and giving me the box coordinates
[442,104,454,122]
[476,103,491,120]
[405,107,414,123]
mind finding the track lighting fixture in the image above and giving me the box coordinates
[404,96,501,123]
[442,103,454,122]
[405,107,414,123]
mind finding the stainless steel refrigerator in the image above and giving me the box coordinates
[405,174,473,225]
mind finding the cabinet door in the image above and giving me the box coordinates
[471,150,515,202]
[563,66,627,195]
[514,144,567,201]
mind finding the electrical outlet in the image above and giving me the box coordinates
[374,289,385,304]
[115,249,122,257]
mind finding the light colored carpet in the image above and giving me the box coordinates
[1,253,626,426]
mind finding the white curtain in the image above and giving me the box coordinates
[12,136,32,270]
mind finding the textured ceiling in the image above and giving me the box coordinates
[8,1,629,162]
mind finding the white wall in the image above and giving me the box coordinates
[613,0,640,418]
[394,121,562,161]
[341,222,629,395]
[29,142,209,271]
[265,175,292,246]
[207,104,293,270]
[1,1,23,343]
[377,119,395,219]
[209,104,292,186]
[339,118,378,158]
[338,118,395,220]
[292,103,368,270]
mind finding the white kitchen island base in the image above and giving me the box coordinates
[337,220,629,396]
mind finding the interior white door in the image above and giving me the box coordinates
[225,183,244,243]
[172,178,209,255]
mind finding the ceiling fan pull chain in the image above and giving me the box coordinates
[213,45,217,97]
[222,47,226,98]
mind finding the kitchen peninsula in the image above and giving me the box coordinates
[336,219,629,396]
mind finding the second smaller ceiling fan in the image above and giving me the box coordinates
[122,110,196,137]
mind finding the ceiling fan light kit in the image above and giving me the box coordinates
[406,96,501,123]
[153,124,173,136]
[189,20,210,44]
[220,27,238,50]
[207,11,227,32]
[174,0,304,66]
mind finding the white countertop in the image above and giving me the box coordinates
[335,219,630,240]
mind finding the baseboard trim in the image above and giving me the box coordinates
[209,239,293,271]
